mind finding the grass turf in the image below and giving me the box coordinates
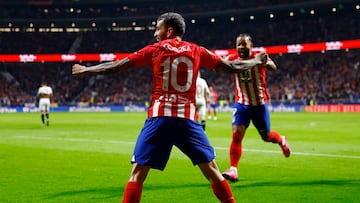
[0,112,359,202]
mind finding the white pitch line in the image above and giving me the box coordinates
[14,135,134,145]
[215,146,360,159]
[13,135,360,159]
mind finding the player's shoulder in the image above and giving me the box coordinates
[181,40,198,47]
[198,77,206,83]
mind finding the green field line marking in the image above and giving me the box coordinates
[13,135,360,159]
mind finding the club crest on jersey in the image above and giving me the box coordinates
[163,43,192,53]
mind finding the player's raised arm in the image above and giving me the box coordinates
[72,57,133,76]
[265,57,277,71]
[214,52,267,73]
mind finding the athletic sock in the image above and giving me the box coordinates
[46,113,49,126]
[266,130,282,144]
[122,181,142,203]
[201,120,206,131]
[41,114,45,124]
[230,132,244,167]
[211,179,236,203]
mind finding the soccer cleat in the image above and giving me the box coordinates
[222,169,238,182]
[46,120,49,126]
[280,136,291,158]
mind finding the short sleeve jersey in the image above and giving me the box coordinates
[128,38,221,120]
[37,86,53,97]
[196,77,209,104]
[209,89,218,104]
[227,51,272,105]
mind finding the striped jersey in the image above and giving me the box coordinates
[227,52,271,106]
[128,38,221,120]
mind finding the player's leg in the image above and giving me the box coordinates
[176,120,235,202]
[41,113,45,126]
[213,105,218,120]
[45,102,50,126]
[198,161,235,203]
[207,104,212,119]
[251,104,290,157]
[123,117,173,203]
[198,103,207,131]
[39,100,45,126]
[223,103,250,182]
[122,163,150,203]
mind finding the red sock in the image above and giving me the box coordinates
[229,132,244,167]
[211,179,236,203]
[122,181,142,203]
[266,130,282,144]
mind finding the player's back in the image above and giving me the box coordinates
[131,38,220,120]
[150,39,203,101]
[38,86,52,98]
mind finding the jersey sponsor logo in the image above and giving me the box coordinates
[163,43,192,53]
[19,54,36,62]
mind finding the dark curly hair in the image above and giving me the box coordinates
[157,12,186,37]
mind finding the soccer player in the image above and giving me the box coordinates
[196,72,210,131]
[37,82,53,127]
[207,86,219,120]
[72,13,266,203]
[222,33,291,182]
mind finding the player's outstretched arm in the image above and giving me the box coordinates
[72,57,133,76]
[215,52,267,73]
[265,59,277,71]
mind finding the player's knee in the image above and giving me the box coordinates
[259,131,270,142]
[232,125,246,134]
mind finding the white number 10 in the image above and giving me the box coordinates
[161,56,193,92]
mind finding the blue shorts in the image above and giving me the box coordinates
[232,103,271,134]
[131,117,215,170]
[210,103,219,109]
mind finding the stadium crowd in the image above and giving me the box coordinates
[1,0,314,19]
[0,1,359,107]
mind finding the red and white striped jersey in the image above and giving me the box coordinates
[128,38,221,120]
[227,52,271,106]
[209,88,218,104]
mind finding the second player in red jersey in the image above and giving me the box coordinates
[222,34,291,183]
[227,50,270,105]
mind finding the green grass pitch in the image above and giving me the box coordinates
[0,112,359,203]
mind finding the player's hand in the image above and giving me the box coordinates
[72,64,87,75]
[254,52,268,64]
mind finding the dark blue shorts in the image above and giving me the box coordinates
[232,103,271,134]
[131,117,215,170]
[210,103,219,109]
